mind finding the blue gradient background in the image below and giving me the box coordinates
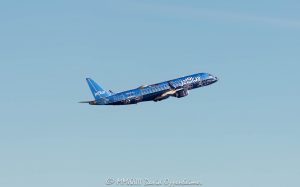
[0,0,299,187]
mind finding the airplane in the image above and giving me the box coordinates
[80,73,218,105]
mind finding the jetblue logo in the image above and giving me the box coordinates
[95,90,106,96]
[181,76,201,85]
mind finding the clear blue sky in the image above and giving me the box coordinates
[0,0,299,187]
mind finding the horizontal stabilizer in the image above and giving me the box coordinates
[78,101,93,103]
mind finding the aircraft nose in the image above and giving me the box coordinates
[215,76,219,81]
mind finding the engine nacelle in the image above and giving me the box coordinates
[175,90,189,98]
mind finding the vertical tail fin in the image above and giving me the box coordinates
[86,78,111,100]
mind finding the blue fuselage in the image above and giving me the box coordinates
[90,73,218,105]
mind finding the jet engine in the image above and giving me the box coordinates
[175,89,189,98]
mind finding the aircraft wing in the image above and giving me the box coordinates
[153,82,186,102]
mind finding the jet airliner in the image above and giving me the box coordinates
[80,73,218,105]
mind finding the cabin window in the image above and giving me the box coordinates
[172,81,177,86]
